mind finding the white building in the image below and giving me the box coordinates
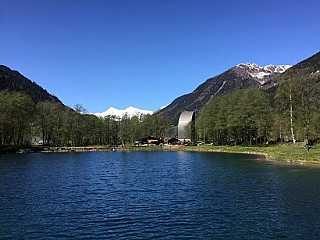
[178,111,195,142]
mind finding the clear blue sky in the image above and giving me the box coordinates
[1,0,319,113]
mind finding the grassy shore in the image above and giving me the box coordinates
[179,142,320,164]
[24,142,320,164]
[115,142,320,164]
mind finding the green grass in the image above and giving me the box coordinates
[39,143,319,164]
[181,143,320,164]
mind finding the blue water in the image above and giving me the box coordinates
[1,151,320,239]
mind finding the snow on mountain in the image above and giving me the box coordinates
[95,106,153,118]
[236,63,291,84]
[160,103,170,110]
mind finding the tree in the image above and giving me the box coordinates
[197,88,273,145]
[275,75,320,142]
[35,101,64,145]
[130,116,142,144]
[99,115,120,145]
[0,91,34,146]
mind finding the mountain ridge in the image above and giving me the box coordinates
[2,51,319,122]
[0,65,62,104]
[95,106,153,118]
[236,63,291,84]
[155,62,291,122]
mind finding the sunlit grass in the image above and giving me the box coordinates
[41,143,320,164]
[181,143,320,164]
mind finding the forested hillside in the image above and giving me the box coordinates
[1,51,319,150]
[0,90,170,151]
[263,51,320,89]
[0,65,61,103]
[277,51,320,82]
[0,66,170,151]
[197,51,320,145]
[156,62,289,122]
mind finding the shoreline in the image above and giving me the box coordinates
[3,144,319,165]
[177,144,320,165]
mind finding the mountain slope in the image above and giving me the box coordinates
[156,63,290,122]
[282,51,320,77]
[263,51,320,89]
[0,65,62,103]
[276,51,320,83]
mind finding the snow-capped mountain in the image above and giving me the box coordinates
[156,62,291,121]
[236,63,291,84]
[95,106,153,118]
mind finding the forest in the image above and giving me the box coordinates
[1,72,319,150]
[0,91,171,150]
[196,74,320,145]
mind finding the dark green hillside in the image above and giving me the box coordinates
[156,62,289,123]
[272,52,320,143]
[197,51,320,145]
[264,51,320,89]
[0,65,62,103]
[0,65,170,151]
[156,67,261,123]
[282,51,320,77]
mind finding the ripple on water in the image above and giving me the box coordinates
[1,151,320,239]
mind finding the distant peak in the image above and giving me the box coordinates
[237,62,291,71]
[125,106,139,111]
[95,106,153,118]
[264,64,292,73]
[237,62,260,68]
[236,62,291,83]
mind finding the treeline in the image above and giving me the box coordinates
[196,75,320,145]
[2,74,319,149]
[0,91,171,148]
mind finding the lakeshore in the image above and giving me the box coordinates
[179,144,320,165]
[90,143,320,165]
[124,143,320,165]
[4,142,319,165]
[78,143,320,164]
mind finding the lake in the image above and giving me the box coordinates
[1,151,320,239]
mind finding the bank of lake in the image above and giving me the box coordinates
[105,143,320,165]
[5,142,319,164]
[179,143,320,165]
[122,143,320,165]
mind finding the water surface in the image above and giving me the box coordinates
[1,151,320,239]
